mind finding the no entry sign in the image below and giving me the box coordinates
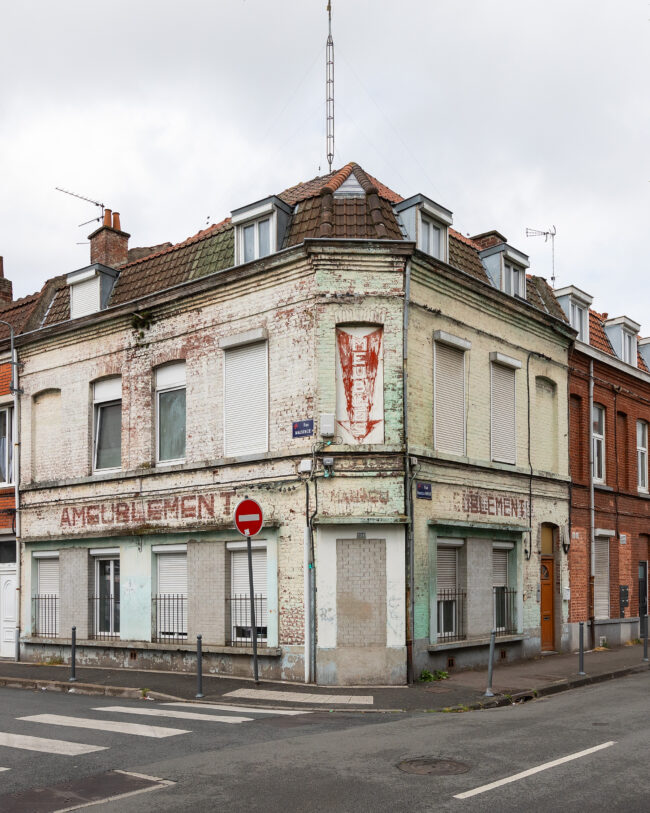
[234,498,263,537]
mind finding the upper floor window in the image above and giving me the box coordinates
[419,215,443,259]
[637,420,648,492]
[570,302,587,341]
[0,406,12,484]
[231,196,291,265]
[156,363,186,464]
[93,378,122,471]
[220,331,269,457]
[503,263,526,298]
[434,332,470,456]
[490,353,521,465]
[393,195,452,263]
[243,218,271,263]
[592,403,605,483]
[622,331,636,365]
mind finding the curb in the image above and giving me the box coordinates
[0,676,185,703]
[438,662,649,713]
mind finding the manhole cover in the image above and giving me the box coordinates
[397,758,470,776]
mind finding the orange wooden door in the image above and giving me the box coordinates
[540,558,554,651]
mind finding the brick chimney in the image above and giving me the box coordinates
[88,210,130,267]
[0,257,13,305]
[470,230,508,250]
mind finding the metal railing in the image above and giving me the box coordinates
[89,596,120,640]
[32,595,59,637]
[152,594,187,643]
[227,595,267,647]
[436,588,466,642]
[494,586,517,636]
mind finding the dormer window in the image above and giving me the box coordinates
[503,262,525,298]
[603,315,640,368]
[393,194,453,263]
[478,243,529,300]
[67,264,119,320]
[554,285,593,343]
[231,196,292,266]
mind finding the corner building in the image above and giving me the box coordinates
[17,164,573,684]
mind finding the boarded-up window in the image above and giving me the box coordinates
[491,363,516,464]
[336,326,384,444]
[434,343,465,455]
[534,377,558,473]
[336,539,386,647]
[224,342,268,457]
[594,538,610,619]
[32,390,62,482]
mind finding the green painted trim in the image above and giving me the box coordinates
[428,521,529,539]
[313,516,408,525]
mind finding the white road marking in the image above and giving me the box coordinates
[454,741,617,800]
[0,732,107,755]
[163,702,310,716]
[52,771,175,813]
[92,706,252,724]
[18,714,189,739]
[224,688,374,705]
[0,766,9,771]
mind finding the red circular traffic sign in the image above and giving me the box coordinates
[234,498,264,537]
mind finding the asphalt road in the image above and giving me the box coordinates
[0,673,647,812]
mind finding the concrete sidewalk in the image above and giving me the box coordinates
[0,644,646,712]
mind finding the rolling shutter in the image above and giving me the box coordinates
[594,538,610,619]
[491,363,516,464]
[70,277,100,319]
[224,342,268,457]
[436,548,457,591]
[435,343,465,455]
[157,554,187,595]
[38,558,59,595]
[492,549,509,587]
[231,549,267,634]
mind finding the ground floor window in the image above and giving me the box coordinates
[229,547,267,645]
[594,537,610,619]
[34,555,59,637]
[436,542,465,642]
[493,547,513,632]
[91,557,120,639]
[154,552,188,642]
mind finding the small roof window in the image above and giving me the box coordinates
[555,285,593,343]
[394,194,453,263]
[231,196,292,265]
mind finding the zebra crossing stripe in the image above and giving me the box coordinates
[0,732,107,755]
[163,702,311,716]
[0,766,9,772]
[93,706,253,724]
[18,714,188,739]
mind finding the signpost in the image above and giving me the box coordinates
[234,498,264,685]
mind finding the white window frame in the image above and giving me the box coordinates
[155,363,187,465]
[570,302,587,342]
[222,339,269,458]
[433,333,470,457]
[0,405,13,485]
[622,330,636,365]
[94,556,120,637]
[418,212,444,260]
[637,420,648,493]
[503,262,526,298]
[235,211,276,265]
[155,551,188,640]
[492,546,511,632]
[229,546,268,644]
[490,354,520,465]
[592,403,605,483]
[93,378,122,472]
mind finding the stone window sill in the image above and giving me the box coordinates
[427,634,527,652]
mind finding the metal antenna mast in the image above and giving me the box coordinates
[326,1,335,172]
[526,225,557,287]
[55,186,105,227]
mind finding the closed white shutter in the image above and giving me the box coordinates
[594,538,610,619]
[436,548,457,591]
[493,549,509,587]
[224,342,268,457]
[38,559,59,595]
[70,277,100,319]
[157,554,187,636]
[491,363,516,463]
[435,343,465,455]
[158,554,187,595]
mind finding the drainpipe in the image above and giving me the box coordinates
[303,479,311,683]
[0,321,21,661]
[403,258,414,683]
[588,358,595,648]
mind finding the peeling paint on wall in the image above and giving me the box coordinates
[336,326,384,443]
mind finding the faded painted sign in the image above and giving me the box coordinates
[336,326,384,444]
[60,493,216,529]
[453,489,529,519]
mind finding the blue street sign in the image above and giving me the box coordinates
[292,419,314,438]
[416,481,432,500]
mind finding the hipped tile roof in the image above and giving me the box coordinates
[588,309,649,372]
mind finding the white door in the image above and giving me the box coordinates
[0,571,16,658]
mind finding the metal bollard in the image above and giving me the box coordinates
[69,626,77,682]
[578,621,586,675]
[643,615,648,663]
[484,630,496,697]
[196,634,204,698]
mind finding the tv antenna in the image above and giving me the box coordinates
[326,1,335,172]
[526,225,557,287]
[55,186,105,227]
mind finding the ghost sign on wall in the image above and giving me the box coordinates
[335,325,384,444]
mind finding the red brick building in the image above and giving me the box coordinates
[555,285,650,647]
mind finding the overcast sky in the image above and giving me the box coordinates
[1,1,648,329]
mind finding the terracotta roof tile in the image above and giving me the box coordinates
[526,276,568,322]
[0,292,42,338]
[448,234,491,283]
[42,286,70,326]
[589,310,616,356]
[278,163,402,206]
